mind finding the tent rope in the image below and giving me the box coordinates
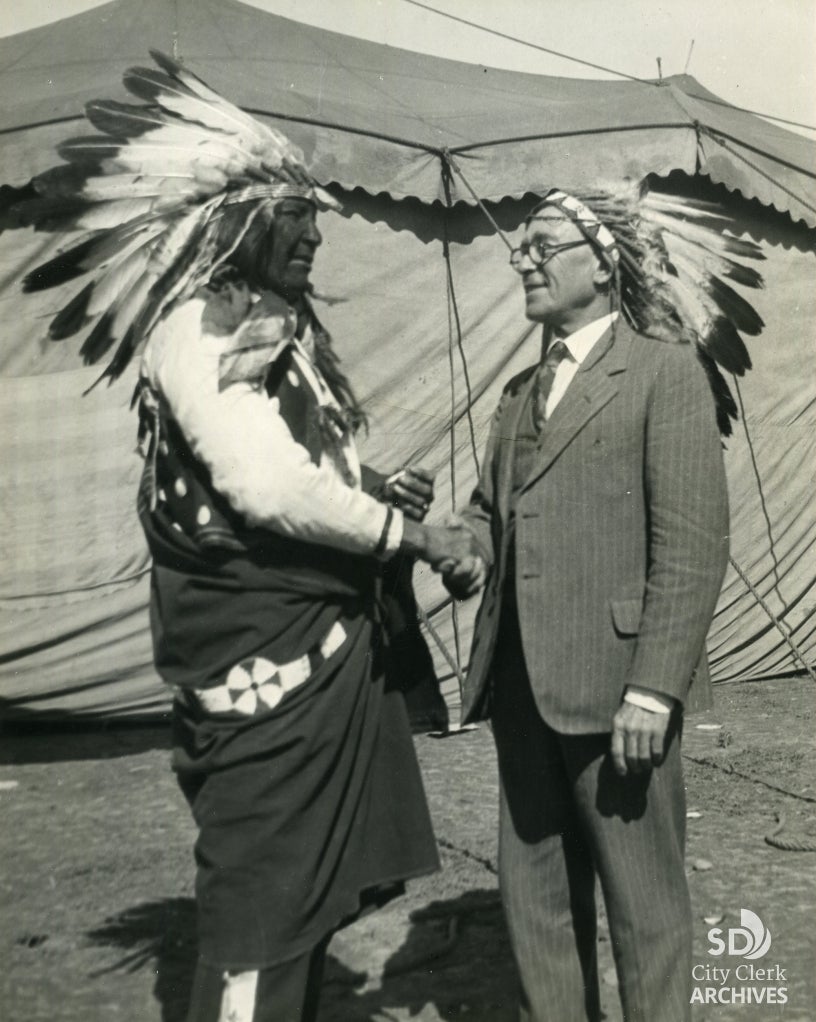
[727,375,815,682]
[403,0,816,133]
[696,124,816,219]
[416,601,466,690]
[764,814,816,853]
[442,210,464,679]
[440,162,483,480]
[402,0,651,84]
[441,149,514,251]
[409,155,498,703]
[726,556,816,683]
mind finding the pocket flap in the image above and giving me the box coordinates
[610,598,643,635]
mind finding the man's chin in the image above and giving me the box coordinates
[275,271,311,300]
[524,296,551,322]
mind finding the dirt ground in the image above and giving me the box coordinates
[1,676,814,1022]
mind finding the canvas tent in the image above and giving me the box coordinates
[1,0,814,720]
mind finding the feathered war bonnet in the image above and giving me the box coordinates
[526,182,766,435]
[9,50,341,387]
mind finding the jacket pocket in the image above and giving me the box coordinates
[610,598,643,636]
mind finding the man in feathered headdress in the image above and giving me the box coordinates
[442,183,758,1021]
[8,53,474,1022]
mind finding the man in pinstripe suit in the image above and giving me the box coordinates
[444,189,729,1021]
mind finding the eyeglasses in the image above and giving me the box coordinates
[509,239,589,273]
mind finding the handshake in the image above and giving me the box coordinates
[385,466,487,599]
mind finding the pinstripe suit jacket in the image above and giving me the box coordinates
[461,320,729,732]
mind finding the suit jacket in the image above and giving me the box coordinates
[461,320,729,732]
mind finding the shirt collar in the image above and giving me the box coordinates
[552,311,618,365]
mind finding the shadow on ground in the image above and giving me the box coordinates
[85,889,519,1022]
[0,719,172,765]
[86,898,196,1022]
[325,888,518,1021]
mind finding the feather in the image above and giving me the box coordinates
[571,184,765,432]
[87,101,258,167]
[662,271,751,374]
[643,207,765,261]
[85,99,174,138]
[705,274,764,336]
[15,50,340,383]
[121,66,194,106]
[643,192,725,219]
[56,136,124,165]
[123,64,272,154]
[700,316,752,376]
[80,219,166,272]
[22,236,100,291]
[148,50,285,151]
[126,208,220,344]
[80,271,153,364]
[87,247,151,317]
[23,226,153,311]
[7,195,91,232]
[660,270,715,340]
[667,250,764,337]
[33,163,97,197]
[663,232,764,289]
[695,348,737,436]
[0,181,39,229]
[47,282,94,338]
[74,199,168,231]
[79,309,116,363]
[74,175,201,202]
[100,322,140,384]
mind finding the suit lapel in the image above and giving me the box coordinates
[522,322,631,493]
[496,368,536,525]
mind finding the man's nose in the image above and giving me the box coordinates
[517,249,538,272]
[303,218,322,247]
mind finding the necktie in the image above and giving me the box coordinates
[532,340,569,432]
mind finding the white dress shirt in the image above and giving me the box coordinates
[543,311,617,418]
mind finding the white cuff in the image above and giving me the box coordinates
[624,687,673,714]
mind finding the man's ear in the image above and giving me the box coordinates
[593,259,613,289]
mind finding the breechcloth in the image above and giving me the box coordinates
[185,934,332,1022]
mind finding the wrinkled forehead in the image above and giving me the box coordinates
[523,207,584,243]
[256,195,317,224]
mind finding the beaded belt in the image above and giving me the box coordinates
[178,619,348,716]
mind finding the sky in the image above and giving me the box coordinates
[1,0,814,136]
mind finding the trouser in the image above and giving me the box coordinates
[491,609,691,1022]
[185,935,331,1022]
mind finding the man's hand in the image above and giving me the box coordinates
[610,701,672,776]
[439,516,488,597]
[400,518,477,572]
[383,467,435,521]
[442,554,487,599]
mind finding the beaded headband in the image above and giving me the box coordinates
[527,188,621,267]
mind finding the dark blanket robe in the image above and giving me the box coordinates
[137,359,439,970]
